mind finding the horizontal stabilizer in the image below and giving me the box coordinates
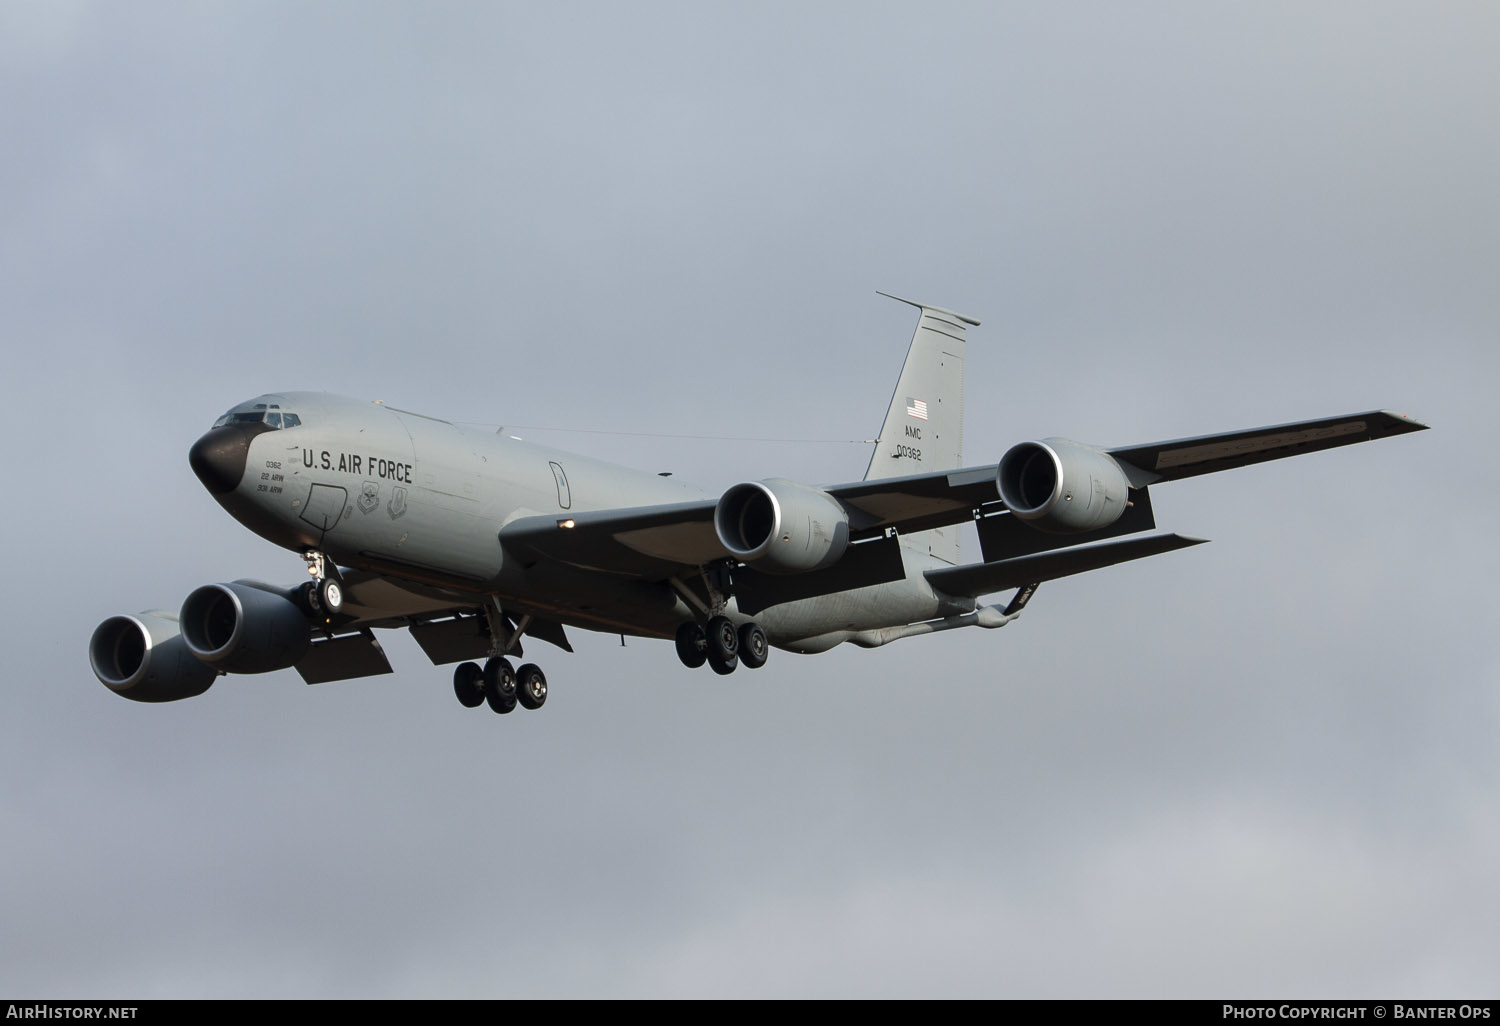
[925,533,1207,599]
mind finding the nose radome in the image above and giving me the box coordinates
[189,424,265,495]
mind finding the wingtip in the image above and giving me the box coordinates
[1378,409,1431,431]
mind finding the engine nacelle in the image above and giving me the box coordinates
[89,611,217,703]
[714,478,850,574]
[997,437,1132,533]
[179,580,312,675]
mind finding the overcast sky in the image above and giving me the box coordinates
[3,1,1497,998]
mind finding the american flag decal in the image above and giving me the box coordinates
[905,397,928,420]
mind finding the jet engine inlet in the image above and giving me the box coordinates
[179,581,312,674]
[88,612,217,703]
[714,479,850,574]
[997,438,1132,533]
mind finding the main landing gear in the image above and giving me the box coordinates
[452,657,549,715]
[675,615,768,675]
[453,600,550,717]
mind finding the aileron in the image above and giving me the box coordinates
[1110,410,1428,482]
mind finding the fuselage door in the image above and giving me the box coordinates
[550,462,571,510]
[299,482,348,535]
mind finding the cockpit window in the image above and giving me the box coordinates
[212,405,303,430]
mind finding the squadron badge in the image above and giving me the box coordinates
[358,480,379,515]
[387,485,407,520]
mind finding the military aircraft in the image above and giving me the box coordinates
[89,295,1426,716]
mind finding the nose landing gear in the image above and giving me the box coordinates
[299,550,344,622]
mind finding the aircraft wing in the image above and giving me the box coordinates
[498,468,1006,580]
[500,500,724,577]
[499,410,1427,580]
[1107,410,1427,484]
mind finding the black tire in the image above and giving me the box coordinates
[708,651,738,675]
[516,663,548,710]
[706,615,738,663]
[675,622,707,669]
[483,657,517,714]
[738,622,768,669]
[453,661,485,708]
[318,576,344,614]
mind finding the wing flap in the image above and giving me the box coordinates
[409,615,494,665]
[977,487,1156,562]
[295,631,394,684]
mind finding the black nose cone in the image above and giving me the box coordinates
[189,424,266,495]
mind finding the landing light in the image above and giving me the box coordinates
[558,519,576,529]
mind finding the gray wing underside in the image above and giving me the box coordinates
[497,409,1425,581]
[497,467,1005,579]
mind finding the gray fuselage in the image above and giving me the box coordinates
[196,392,960,651]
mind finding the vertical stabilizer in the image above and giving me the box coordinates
[865,293,979,565]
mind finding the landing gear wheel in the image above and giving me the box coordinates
[675,622,707,669]
[317,577,343,614]
[483,657,517,714]
[706,615,739,664]
[453,661,484,708]
[516,663,548,710]
[709,651,739,675]
[738,622,768,669]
